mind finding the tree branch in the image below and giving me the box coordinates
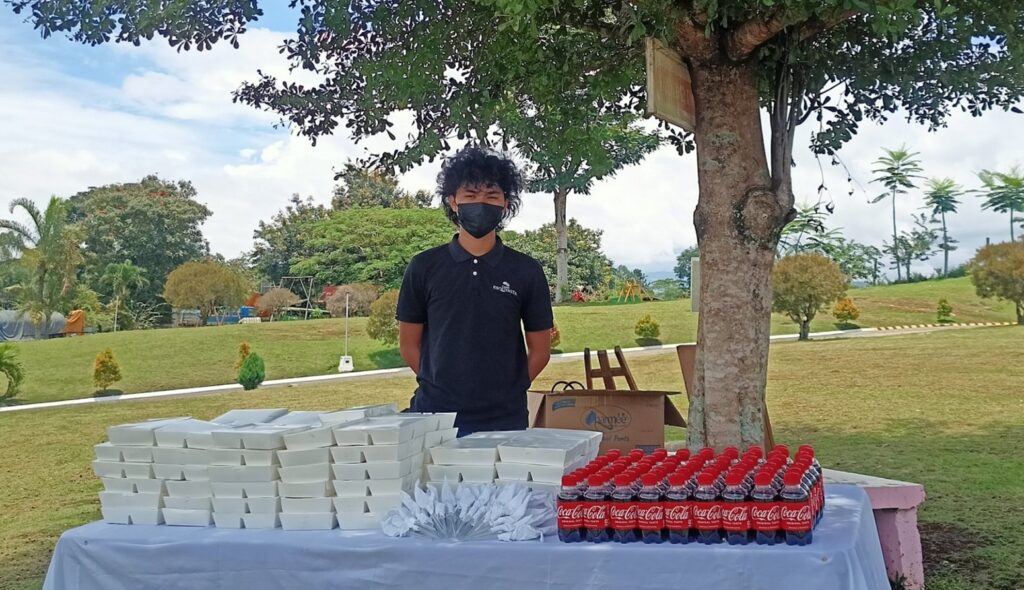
[726,9,789,61]
[799,10,857,42]
[675,16,715,62]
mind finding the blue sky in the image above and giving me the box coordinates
[0,7,1020,278]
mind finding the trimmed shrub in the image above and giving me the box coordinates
[238,352,266,391]
[937,299,955,323]
[832,297,861,324]
[327,283,380,317]
[93,348,122,392]
[0,343,25,402]
[634,314,661,340]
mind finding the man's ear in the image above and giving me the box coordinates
[448,195,458,213]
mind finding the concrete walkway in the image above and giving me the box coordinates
[0,323,1004,415]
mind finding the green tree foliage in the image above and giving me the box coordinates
[923,178,963,277]
[778,206,881,282]
[163,260,251,326]
[883,214,937,282]
[237,352,266,391]
[332,163,433,210]
[673,246,700,293]
[650,278,686,301]
[98,261,149,332]
[367,290,400,346]
[831,297,860,325]
[251,194,330,285]
[634,314,661,341]
[772,254,848,341]
[970,241,1024,325]
[16,0,1022,449]
[937,298,955,323]
[66,175,211,304]
[0,197,83,334]
[502,219,613,298]
[0,343,25,402]
[977,167,1024,242]
[291,208,453,290]
[871,147,923,281]
[93,348,122,392]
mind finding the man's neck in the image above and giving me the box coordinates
[458,229,497,257]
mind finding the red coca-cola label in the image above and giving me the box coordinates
[582,502,608,529]
[608,502,638,530]
[663,502,691,530]
[781,501,813,532]
[636,503,664,531]
[692,501,721,530]
[557,501,584,529]
[750,502,781,531]
[720,502,750,532]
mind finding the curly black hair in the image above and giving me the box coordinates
[437,146,523,228]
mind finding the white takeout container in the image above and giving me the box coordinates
[429,437,508,466]
[212,408,289,426]
[99,491,163,510]
[94,443,122,462]
[424,428,459,448]
[282,425,335,450]
[495,462,568,484]
[329,446,366,463]
[281,497,334,513]
[153,419,226,449]
[101,507,164,525]
[166,480,212,498]
[211,425,310,450]
[101,478,165,495]
[278,480,333,498]
[212,498,247,513]
[277,447,330,467]
[333,495,401,514]
[246,497,281,514]
[152,447,207,465]
[163,508,213,527]
[154,464,204,481]
[213,513,244,529]
[208,465,278,482]
[496,430,590,466]
[211,481,278,498]
[92,461,127,478]
[242,513,280,529]
[427,464,497,483]
[164,497,212,511]
[333,417,425,445]
[336,512,384,530]
[331,463,369,481]
[333,473,418,497]
[206,448,279,466]
[280,512,337,530]
[279,464,332,484]
[361,437,424,462]
[107,417,189,446]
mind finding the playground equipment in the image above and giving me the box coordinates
[337,292,354,373]
[609,279,655,304]
[279,276,316,320]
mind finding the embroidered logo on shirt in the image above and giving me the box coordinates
[492,281,518,297]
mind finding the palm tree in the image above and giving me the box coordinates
[99,261,149,332]
[0,197,83,336]
[923,178,963,276]
[871,146,923,281]
[977,167,1024,242]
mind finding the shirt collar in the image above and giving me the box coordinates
[448,234,505,267]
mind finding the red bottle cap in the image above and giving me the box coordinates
[675,449,691,461]
[798,445,814,455]
[562,474,579,487]
[746,446,764,458]
[699,447,715,459]
[641,473,661,487]
[588,474,606,487]
[754,471,774,487]
[605,449,622,459]
[667,473,687,487]
[652,448,668,459]
[722,447,740,459]
[697,472,715,487]
[725,472,744,487]
[628,449,644,460]
[614,473,634,487]
[784,471,804,486]
[772,444,789,456]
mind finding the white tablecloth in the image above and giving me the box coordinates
[44,484,888,590]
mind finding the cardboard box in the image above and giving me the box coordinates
[527,389,685,454]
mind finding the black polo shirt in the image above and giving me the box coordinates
[396,235,553,434]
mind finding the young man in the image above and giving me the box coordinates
[396,146,553,435]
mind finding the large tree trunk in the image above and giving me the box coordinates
[687,60,789,450]
[799,320,811,341]
[553,187,569,303]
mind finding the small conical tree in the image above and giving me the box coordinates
[93,348,122,392]
[238,352,265,391]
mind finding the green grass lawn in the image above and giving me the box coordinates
[6,277,1016,405]
[1,327,1021,589]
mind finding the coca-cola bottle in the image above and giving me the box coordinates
[628,449,645,462]
[583,474,611,543]
[664,472,691,544]
[780,470,813,546]
[749,471,780,545]
[557,474,585,543]
[608,474,638,543]
[691,472,721,544]
[636,473,665,544]
[720,472,750,545]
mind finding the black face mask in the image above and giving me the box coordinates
[456,203,504,238]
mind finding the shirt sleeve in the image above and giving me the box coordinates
[396,256,427,323]
[521,259,554,332]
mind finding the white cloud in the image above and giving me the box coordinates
[1,16,1020,280]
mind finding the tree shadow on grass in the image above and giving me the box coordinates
[93,389,125,398]
[834,322,861,331]
[368,348,404,370]
[635,338,662,347]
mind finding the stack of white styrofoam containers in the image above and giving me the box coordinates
[95,418,192,525]
[207,423,315,530]
[331,413,457,529]
[494,429,603,494]
[426,431,523,489]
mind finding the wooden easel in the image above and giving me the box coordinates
[583,345,639,391]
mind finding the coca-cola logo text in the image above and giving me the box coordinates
[557,505,584,521]
[583,505,607,522]
[721,506,749,525]
[664,505,690,522]
[692,503,721,525]
[636,505,664,521]
[609,504,638,522]
[750,505,781,523]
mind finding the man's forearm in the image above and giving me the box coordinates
[400,345,421,376]
[527,349,551,382]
